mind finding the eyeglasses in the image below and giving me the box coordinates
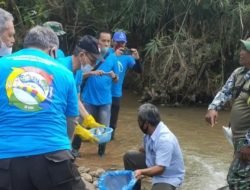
[49,47,57,58]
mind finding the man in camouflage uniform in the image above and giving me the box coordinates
[205,38,250,190]
[43,21,66,58]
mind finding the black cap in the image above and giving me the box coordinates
[77,35,100,58]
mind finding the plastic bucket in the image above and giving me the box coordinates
[89,127,113,144]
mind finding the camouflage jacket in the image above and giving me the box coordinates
[208,67,250,111]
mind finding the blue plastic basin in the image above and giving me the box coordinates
[89,127,113,144]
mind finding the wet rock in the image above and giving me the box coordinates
[82,178,96,190]
[88,168,105,178]
[93,180,98,187]
[96,168,105,177]
[89,169,105,178]
[77,166,104,189]
[78,166,91,173]
[81,173,93,183]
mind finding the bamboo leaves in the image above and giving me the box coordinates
[6,0,250,104]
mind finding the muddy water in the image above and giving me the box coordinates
[77,91,232,190]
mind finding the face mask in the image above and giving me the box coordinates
[81,64,93,73]
[101,47,109,55]
[138,120,148,134]
[0,40,12,57]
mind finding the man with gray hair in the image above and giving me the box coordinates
[0,25,86,190]
[123,103,185,190]
[0,8,15,57]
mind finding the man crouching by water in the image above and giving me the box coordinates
[0,26,85,190]
[123,103,185,190]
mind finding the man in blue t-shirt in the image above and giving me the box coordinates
[124,103,185,190]
[80,30,119,156]
[58,35,105,157]
[0,26,86,190]
[110,31,142,139]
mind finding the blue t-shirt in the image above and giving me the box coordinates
[0,48,79,159]
[144,122,185,187]
[57,56,83,93]
[81,53,118,105]
[112,55,135,97]
[56,49,65,59]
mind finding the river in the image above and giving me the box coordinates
[77,91,232,190]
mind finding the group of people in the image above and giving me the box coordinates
[0,6,249,190]
[0,8,85,190]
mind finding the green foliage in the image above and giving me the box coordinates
[18,1,48,26]
[145,35,166,58]
[3,0,250,103]
[0,0,6,7]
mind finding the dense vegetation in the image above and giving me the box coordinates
[2,0,250,104]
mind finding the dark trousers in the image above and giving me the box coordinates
[110,97,121,138]
[123,151,147,190]
[0,150,85,190]
[152,183,176,190]
[123,151,176,190]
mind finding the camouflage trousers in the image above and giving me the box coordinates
[227,139,250,190]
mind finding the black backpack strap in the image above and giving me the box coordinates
[80,52,110,93]
[234,80,246,99]
[234,68,248,99]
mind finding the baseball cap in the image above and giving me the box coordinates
[77,35,101,59]
[112,31,127,43]
[240,38,250,51]
[43,21,66,36]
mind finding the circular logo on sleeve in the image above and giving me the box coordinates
[5,67,54,112]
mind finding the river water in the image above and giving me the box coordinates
[77,91,232,190]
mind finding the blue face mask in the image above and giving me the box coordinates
[81,64,93,73]
[101,47,109,55]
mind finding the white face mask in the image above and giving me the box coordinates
[81,64,93,73]
[0,40,12,57]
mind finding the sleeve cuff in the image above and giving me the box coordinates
[208,104,218,111]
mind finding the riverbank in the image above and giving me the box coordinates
[76,90,232,190]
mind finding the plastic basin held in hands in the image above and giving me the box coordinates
[89,127,113,144]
